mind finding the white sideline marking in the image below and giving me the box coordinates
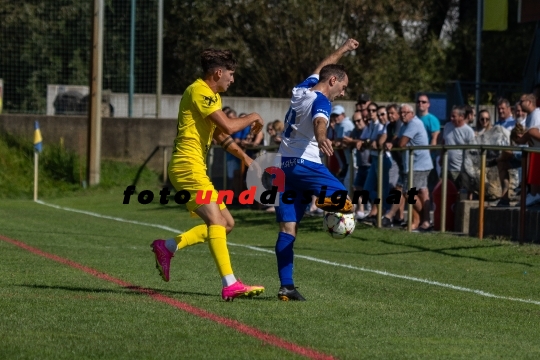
[35,200,540,306]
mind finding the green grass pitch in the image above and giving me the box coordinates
[1,190,540,359]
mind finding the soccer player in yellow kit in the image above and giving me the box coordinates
[151,48,265,301]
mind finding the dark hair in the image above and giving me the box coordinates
[497,98,510,108]
[464,104,474,118]
[367,102,378,109]
[417,93,429,100]
[200,48,237,74]
[452,105,467,117]
[478,109,490,118]
[319,64,347,82]
[386,103,398,112]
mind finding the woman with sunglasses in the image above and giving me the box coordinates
[475,110,492,137]
[343,110,371,219]
[359,102,394,223]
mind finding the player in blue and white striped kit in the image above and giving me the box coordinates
[275,39,359,301]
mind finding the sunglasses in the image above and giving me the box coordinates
[417,100,428,104]
[354,120,363,123]
[480,117,490,121]
[377,113,387,117]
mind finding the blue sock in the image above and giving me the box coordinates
[275,232,296,286]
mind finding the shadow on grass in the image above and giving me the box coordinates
[376,240,535,267]
[17,284,215,298]
[16,284,274,301]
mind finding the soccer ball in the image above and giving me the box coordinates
[323,212,355,239]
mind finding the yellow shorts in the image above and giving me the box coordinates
[168,165,226,216]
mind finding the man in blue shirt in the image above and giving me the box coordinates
[416,93,440,146]
[495,98,516,130]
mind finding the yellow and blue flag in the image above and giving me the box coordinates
[34,121,42,153]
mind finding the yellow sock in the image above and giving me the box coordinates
[208,225,233,277]
[175,224,208,250]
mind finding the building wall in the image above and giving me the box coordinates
[0,114,177,172]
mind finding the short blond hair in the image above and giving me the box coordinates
[272,120,284,133]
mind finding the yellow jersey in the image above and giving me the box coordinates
[170,78,221,169]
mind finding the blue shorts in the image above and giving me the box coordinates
[276,157,346,223]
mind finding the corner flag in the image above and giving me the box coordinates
[34,121,42,153]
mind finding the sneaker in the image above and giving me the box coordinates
[418,225,434,232]
[278,286,306,301]
[381,216,393,228]
[361,215,376,225]
[355,211,365,221]
[525,193,540,207]
[151,239,174,282]
[222,280,265,301]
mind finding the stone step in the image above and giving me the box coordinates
[468,204,540,242]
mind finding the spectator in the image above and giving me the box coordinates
[343,110,371,219]
[326,115,341,176]
[360,102,394,223]
[272,119,284,144]
[333,104,355,189]
[495,98,516,130]
[266,122,275,146]
[475,110,492,136]
[464,105,476,126]
[514,93,540,206]
[241,113,264,159]
[225,109,250,198]
[382,103,433,231]
[377,105,400,190]
[514,101,527,127]
[416,93,440,146]
[441,105,476,190]
[384,103,405,224]
[356,93,371,120]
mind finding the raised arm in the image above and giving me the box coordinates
[312,38,359,75]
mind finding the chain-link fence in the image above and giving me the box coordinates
[1,0,158,117]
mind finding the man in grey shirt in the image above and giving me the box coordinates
[442,105,476,189]
[382,104,433,230]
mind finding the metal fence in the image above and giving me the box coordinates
[195,143,539,244]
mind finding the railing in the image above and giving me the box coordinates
[159,143,539,245]
[371,144,540,245]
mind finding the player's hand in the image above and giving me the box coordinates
[341,38,359,52]
[318,138,334,157]
[385,142,393,151]
[356,141,363,150]
[247,157,262,177]
[250,118,264,135]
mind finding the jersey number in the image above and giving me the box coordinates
[283,108,297,138]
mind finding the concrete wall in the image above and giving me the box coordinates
[0,114,177,172]
[46,86,360,122]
